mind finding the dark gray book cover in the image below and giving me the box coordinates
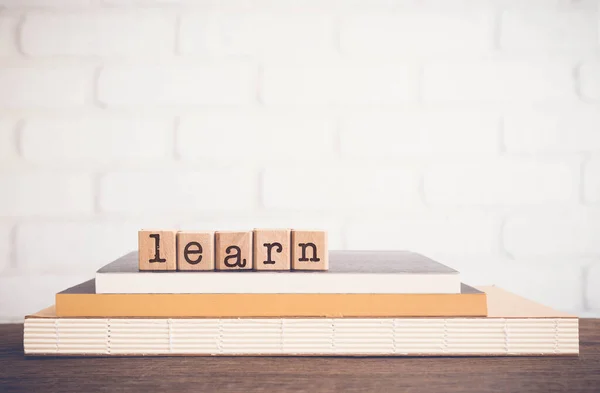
[99,250,459,275]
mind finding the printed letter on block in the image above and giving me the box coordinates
[291,230,328,271]
[253,228,291,271]
[139,230,177,271]
[215,231,253,271]
[177,231,215,271]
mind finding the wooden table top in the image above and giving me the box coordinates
[1,319,599,393]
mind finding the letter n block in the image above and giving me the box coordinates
[291,230,328,271]
[177,231,215,271]
[138,230,177,271]
[215,231,253,271]
[253,229,291,271]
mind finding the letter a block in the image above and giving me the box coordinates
[291,230,328,271]
[177,231,215,271]
[215,231,253,271]
[139,230,177,271]
[253,229,291,271]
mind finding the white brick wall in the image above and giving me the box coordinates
[340,11,494,55]
[261,61,417,105]
[0,67,91,109]
[584,158,600,203]
[504,109,600,153]
[0,16,18,56]
[340,110,499,156]
[588,264,600,310]
[0,0,92,7]
[0,117,18,163]
[579,60,600,101]
[345,213,499,255]
[0,173,94,217]
[99,170,257,213]
[424,158,575,206]
[262,166,421,210]
[179,13,335,58]
[178,111,335,161]
[1,0,600,322]
[499,10,598,51]
[0,224,12,273]
[98,63,256,106]
[16,221,147,274]
[504,209,600,257]
[21,116,173,164]
[21,12,175,57]
[422,61,576,103]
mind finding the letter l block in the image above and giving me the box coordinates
[139,229,177,271]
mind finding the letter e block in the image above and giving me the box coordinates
[177,231,215,271]
[291,230,328,271]
[253,229,291,271]
[215,231,253,271]
[139,230,177,271]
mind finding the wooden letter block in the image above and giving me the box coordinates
[138,230,177,271]
[215,231,253,271]
[253,229,291,271]
[291,230,328,271]
[177,231,215,271]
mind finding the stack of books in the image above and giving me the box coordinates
[24,229,579,356]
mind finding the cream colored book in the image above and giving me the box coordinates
[25,287,578,357]
[95,250,462,294]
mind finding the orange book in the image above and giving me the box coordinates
[56,280,487,317]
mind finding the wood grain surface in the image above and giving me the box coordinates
[138,230,177,271]
[215,231,253,270]
[2,320,600,393]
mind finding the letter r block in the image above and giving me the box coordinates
[177,231,215,271]
[253,229,291,271]
[138,229,177,271]
[215,231,253,271]
[291,230,328,271]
